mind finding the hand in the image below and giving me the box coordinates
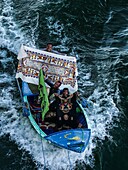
[74,91,80,98]
[54,93,59,97]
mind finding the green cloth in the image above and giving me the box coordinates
[38,69,49,120]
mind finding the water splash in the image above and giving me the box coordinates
[0,0,35,53]
[0,1,127,169]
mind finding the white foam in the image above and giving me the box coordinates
[46,16,70,52]
[105,11,113,24]
[0,2,122,169]
[0,74,93,169]
[0,76,120,169]
[0,0,35,53]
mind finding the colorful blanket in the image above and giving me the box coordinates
[16,44,78,93]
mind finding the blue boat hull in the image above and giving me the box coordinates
[16,45,91,153]
[22,94,91,153]
[44,128,91,153]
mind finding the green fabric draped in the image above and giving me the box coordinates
[38,69,49,120]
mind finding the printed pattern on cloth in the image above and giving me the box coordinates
[16,45,78,92]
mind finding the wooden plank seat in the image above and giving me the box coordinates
[40,122,56,129]
[40,121,56,134]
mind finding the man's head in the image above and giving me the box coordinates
[62,88,69,97]
[46,43,53,52]
[54,80,62,89]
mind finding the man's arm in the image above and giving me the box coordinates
[45,78,54,88]
[42,70,54,87]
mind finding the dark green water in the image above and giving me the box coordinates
[0,0,128,169]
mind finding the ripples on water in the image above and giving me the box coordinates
[0,0,128,169]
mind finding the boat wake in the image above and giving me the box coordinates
[0,47,120,170]
[0,1,124,169]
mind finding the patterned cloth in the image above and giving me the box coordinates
[16,44,78,93]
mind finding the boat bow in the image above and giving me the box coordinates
[44,128,91,153]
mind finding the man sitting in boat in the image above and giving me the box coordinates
[43,43,61,54]
[44,76,62,113]
[55,88,78,130]
[45,78,62,99]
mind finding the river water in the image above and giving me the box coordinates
[0,0,128,169]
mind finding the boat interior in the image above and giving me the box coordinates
[27,95,88,135]
[21,80,88,135]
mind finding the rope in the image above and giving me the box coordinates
[67,150,72,170]
[17,79,47,168]
[14,62,47,168]
[16,78,26,121]
[37,115,47,170]
[16,78,22,99]
[80,128,85,152]
[16,78,24,114]
[81,128,84,141]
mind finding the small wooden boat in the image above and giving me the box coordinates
[16,45,91,153]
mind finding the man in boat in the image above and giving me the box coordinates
[45,78,62,99]
[55,88,78,130]
[43,75,62,112]
[43,43,61,54]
